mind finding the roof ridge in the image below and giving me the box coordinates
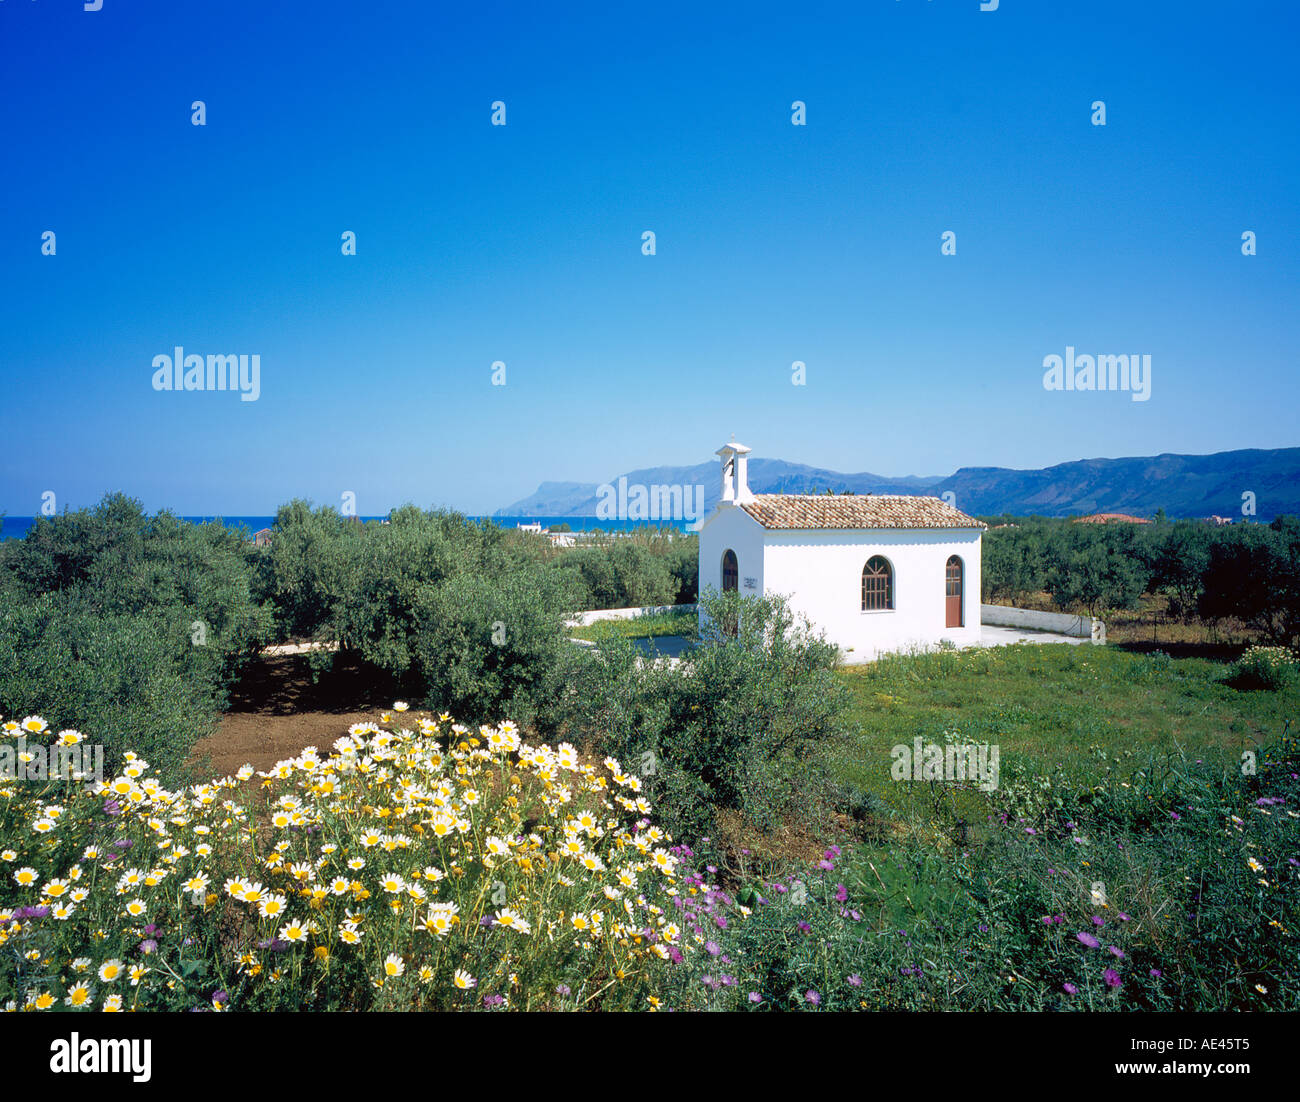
[738,495,986,531]
[753,491,933,498]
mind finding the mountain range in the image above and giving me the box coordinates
[495,447,1300,521]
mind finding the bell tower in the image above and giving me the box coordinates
[716,437,754,505]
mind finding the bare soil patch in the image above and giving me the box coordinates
[190,651,401,776]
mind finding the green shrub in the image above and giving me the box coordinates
[0,496,269,781]
[1230,645,1298,691]
[556,591,849,840]
[551,543,678,610]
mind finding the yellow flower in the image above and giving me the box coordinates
[64,983,93,1008]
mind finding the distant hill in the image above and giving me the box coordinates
[496,447,1300,521]
[933,449,1300,520]
[495,459,944,519]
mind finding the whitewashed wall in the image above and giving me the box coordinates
[981,603,1104,643]
[761,527,983,662]
[698,505,983,661]
[696,503,768,634]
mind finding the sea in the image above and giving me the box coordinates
[0,514,693,541]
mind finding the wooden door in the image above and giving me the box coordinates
[722,550,738,593]
[945,556,963,628]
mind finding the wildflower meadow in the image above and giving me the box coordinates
[0,708,712,1012]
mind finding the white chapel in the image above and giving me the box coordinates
[697,440,986,662]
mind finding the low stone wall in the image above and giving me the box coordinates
[981,604,1105,644]
[566,603,697,628]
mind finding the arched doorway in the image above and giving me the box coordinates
[722,549,738,593]
[945,555,963,627]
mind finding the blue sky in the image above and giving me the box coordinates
[1,0,1296,515]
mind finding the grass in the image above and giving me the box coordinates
[823,642,1299,827]
[569,607,698,643]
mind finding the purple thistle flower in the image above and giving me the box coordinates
[1077,932,1101,949]
[1149,968,1162,978]
[748,991,762,1003]
[1063,982,1079,995]
[847,974,862,987]
[806,990,821,1005]
[1103,968,1123,989]
[1108,946,1125,959]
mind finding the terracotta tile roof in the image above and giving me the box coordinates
[739,494,986,531]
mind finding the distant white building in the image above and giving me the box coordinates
[697,440,985,662]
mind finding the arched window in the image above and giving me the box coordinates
[722,549,739,593]
[861,556,893,611]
